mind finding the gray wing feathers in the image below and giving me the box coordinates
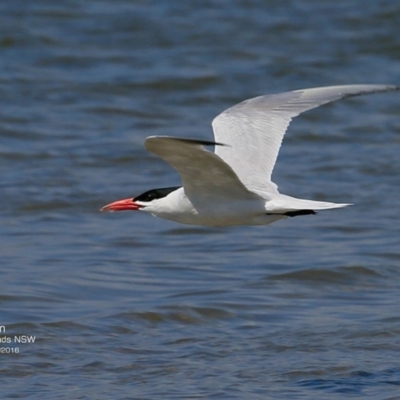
[145,137,262,201]
[212,84,399,195]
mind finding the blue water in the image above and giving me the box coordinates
[1,1,400,399]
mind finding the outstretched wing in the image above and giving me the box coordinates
[212,84,399,194]
[145,136,262,203]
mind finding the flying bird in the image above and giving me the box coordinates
[101,84,398,227]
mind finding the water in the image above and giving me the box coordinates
[1,1,400,398]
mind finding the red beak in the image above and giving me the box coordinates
[100,198,142,212]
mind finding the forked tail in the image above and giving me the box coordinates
[268,195,352,213]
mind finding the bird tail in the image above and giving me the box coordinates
[268,195,352,212]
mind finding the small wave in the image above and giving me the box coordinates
[269,265,381,285]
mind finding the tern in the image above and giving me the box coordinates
[101,84,398,227]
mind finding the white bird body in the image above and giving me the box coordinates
[140,186,274,227]
[101,84,398,227]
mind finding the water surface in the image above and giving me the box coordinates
[1,1,400,399]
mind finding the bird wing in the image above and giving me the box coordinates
[144,136,263,203]
[212,84,399,195]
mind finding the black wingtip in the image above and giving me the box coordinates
[173,138,227,147]
[284,210,317,217]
